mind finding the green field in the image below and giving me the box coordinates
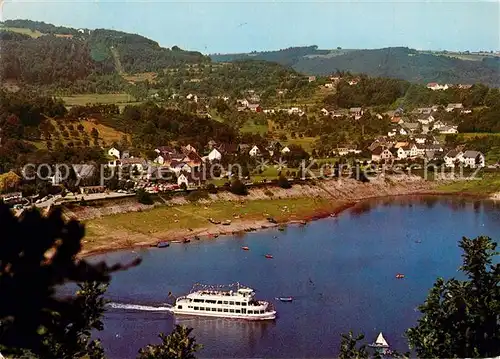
[0,27,43,38]
[84,197,344,249]
[240,119,268,134]
[438,172,500,194]
[61,93,137,106]
[283,136,318,152]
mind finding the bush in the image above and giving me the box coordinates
[205,183,218,194]
[186,190,209,202]
[277,175,292,189]
[136,189,153,205]
[229,179,248,196]
[264,189,274,197]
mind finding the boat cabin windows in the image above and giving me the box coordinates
[193,299,203,303]
[235,309,241,314]
[229,309,235,313]
[217,300,222,304]
[247,310,253,314]
[211,308,217,312]
[193,306,199,310]
[235,302,241,305]
[229,301,235,305]
[241,302,247,306]
[223,309,228,313]
[217,308,222,312]
[223,301,228,305]
[206,299,216,304]
[177,305,182,309]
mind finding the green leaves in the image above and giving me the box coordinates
[407,236,499,358]
[137,325,202,359]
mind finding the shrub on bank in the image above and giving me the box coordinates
[229,179,248,196]
[277,175,292,189]
[136,189,154,205]
[186,190,210,202]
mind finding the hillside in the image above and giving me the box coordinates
[211,46,500,86]
[0,19,209,87]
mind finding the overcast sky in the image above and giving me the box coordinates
[3,0,499,53]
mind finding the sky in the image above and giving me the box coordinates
[2,0,499,54]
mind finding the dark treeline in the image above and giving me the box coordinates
[324,76,410,108]
[0,36,115,85]
[458,105,500,133]
[324,78,500,109]
[118,102,238,148]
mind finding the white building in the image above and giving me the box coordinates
[440,126,459,134]
[108,147,120,159]
[249,145,260,157]
[444,150,464,168]
[207,148,222,162]
[281,146,291,154]
[462,151,485,168]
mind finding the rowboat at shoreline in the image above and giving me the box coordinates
[171,240,182,243]
[241,246,249,251]
[276,296,293,302]
[265,254,273,259]
[156,241,170,248]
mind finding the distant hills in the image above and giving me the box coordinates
[211,46,500,87]
[1,20,499,89]
[0,19,208,86]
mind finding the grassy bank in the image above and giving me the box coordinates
[83,197,347,254]
[437,172,500,195]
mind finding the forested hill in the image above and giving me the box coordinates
[0,19,209,86]
[211,46,500,87]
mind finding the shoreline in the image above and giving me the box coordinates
[78,190,495,258]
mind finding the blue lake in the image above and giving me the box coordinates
[89,196,500,358]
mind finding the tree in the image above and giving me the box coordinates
[43,282,108,359]
[339,331,369,359]
[137,325,202,359]
[229,179,248,196]
[277,174,291,189]
[406,236,499,358]
[0,204,141,356]
[136,188,154,205]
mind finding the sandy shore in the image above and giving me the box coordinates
[79,201,356,257]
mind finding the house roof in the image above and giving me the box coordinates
[217,143,238,154]
[446,149,462,158]
[402,122,419,130]
[247,104,261,109]
[447,103,463,108]
[121,158,146,165]
[371,146,387,155]
[463,150,482,158]
[350,107,362,112]
[73,164,95,179]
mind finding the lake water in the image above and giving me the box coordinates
[88,196,500,358]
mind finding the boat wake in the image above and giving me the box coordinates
[107,302,173,312]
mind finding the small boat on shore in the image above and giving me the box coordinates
[265,254,273,259]
[396,273,405,279]
[276,296,293,302]
[241,246,250,251]
[208,218,221,225]
[156,241,170,248]
[171,240,182,243]
[222,220,232,226]
[267,217,277,224]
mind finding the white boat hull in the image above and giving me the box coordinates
[173,309,276,320]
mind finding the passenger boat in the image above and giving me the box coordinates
[156,241,170,248]
[276,296,293,302]
[241,246,250,251]
[265,254,273,259]
[369,332,390,354]
[172,283,276,320]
